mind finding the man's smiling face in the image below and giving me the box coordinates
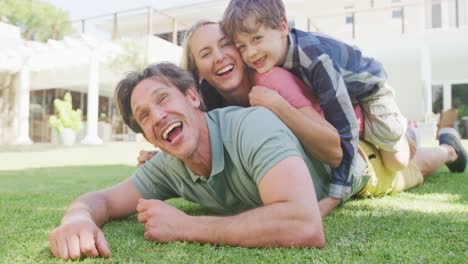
[130,77,203,161]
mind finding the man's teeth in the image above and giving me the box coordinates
[216,65,234,75]
[162,122,182,141]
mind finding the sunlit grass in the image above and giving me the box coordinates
[0,141,466,262]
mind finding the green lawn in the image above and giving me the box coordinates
[0,143,467,263]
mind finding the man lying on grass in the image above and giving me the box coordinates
[48,63,466,260]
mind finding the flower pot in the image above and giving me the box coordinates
[60,128,76,146]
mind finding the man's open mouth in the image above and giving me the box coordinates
[162,122,183,143]
[216,65,234,77]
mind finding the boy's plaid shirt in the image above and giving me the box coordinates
[283,28,387,199]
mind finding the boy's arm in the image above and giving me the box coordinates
[307,54,360,200]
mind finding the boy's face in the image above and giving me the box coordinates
[233,19,289,74]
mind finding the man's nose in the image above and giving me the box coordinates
[150,107,166,127]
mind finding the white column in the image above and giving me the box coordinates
[443,82,452,111]
[421,45,432,122]
[441,0,451,27]
[172,18,178,45]
[13,64,33,145]
[81,51,103,144]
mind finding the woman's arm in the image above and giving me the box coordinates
[251,67,342,168]
[249,86,342,168]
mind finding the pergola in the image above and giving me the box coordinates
[0,35,123,145]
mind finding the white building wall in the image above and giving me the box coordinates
[0,22,21,48]
[386,62,425,121]
[297,0,428,40]
[147,35,182,64]
[455,0,468,26]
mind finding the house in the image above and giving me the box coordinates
[0,21,181,144]
[2,0,468,144]
[94,0,468,122]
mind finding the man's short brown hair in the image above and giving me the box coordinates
[222,0,286,36]
[114,62,204,134]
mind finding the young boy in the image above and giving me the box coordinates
[221,0,415,205]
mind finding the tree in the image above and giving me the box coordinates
[0,0,73,41]
[110,38,149,73]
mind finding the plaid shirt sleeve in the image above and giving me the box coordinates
[305,54,360,199]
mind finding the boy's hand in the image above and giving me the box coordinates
[249,86,286,111]
[137,150,158,167]
[318,197,341,218]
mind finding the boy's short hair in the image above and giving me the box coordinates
[114,62,204,134]
[222,0,286,36]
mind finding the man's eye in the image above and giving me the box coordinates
[159,95,168,103]
[140,114,148,122]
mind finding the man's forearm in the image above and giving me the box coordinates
[61,192,110,226]
[184,201,325,248]
[61,180,140,226]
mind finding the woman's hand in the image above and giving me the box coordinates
[137,150,158,167]
[249,86,286,112]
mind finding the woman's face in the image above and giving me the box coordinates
[189,23,246,95]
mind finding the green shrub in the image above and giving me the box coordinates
[48,92,83,132]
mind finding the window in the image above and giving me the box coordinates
[344,3,354,25]
[155,30,186,46]
[392,8,402,19]
[391,0,402,19]
[432,1,442,28]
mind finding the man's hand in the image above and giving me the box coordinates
[249,86,286,110]
[48,219,111,260]
[137,150,157,167]
[136,199,190,243]
[318,197,341,218]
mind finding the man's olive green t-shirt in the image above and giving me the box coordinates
[131,106,331,214]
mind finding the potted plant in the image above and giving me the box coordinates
[48,92,83,146]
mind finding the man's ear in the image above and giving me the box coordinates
[185,87,201,108]
[280,17,289,37]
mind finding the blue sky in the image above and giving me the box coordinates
[44,0,209,20]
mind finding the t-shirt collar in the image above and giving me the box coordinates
[283,30,295,70]
[187,113,225,182]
